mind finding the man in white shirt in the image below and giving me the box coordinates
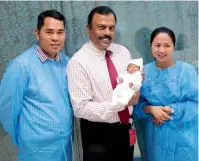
[67,6,140,161]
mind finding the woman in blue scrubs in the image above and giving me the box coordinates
[135,27,198,161]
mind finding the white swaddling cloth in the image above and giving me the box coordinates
[112,58,143,114]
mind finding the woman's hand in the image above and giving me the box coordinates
[161,106,174,114]
[151,116,163,126]
[143,105,174,125]
[150,106,173,123]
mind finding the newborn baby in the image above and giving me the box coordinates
[112,58,143,111]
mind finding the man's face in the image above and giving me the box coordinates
[35,17,65,58]
[87,13,116,50]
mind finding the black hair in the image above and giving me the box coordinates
[37,9,65,30]
[88,6,117,26]
[150,27,176,46]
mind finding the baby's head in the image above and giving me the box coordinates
[127,58,143,74]
[127,64,140,74]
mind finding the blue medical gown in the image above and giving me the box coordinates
[0,45,73,161]
[134,60,198,161]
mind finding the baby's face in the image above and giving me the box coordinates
[127,64,140,74]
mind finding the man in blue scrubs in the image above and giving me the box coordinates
[0,9,73,161]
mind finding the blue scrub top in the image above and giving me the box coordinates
[135,60,198,161]
[0,45,73,161]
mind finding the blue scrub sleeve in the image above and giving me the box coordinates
[169,65,198,123]
[134,92,151,119]
[0,60,28,146]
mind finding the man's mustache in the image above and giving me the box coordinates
[99,35,112,40]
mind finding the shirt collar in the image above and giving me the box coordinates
[35,45,62,62]
[88,40,114,59]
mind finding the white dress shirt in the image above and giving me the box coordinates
[66,41,132,123]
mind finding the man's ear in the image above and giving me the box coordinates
[86,24,91,37]
[34,29,40,41]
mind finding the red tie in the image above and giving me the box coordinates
[105,50,130,125]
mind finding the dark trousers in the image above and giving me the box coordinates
[80,119,134,161]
